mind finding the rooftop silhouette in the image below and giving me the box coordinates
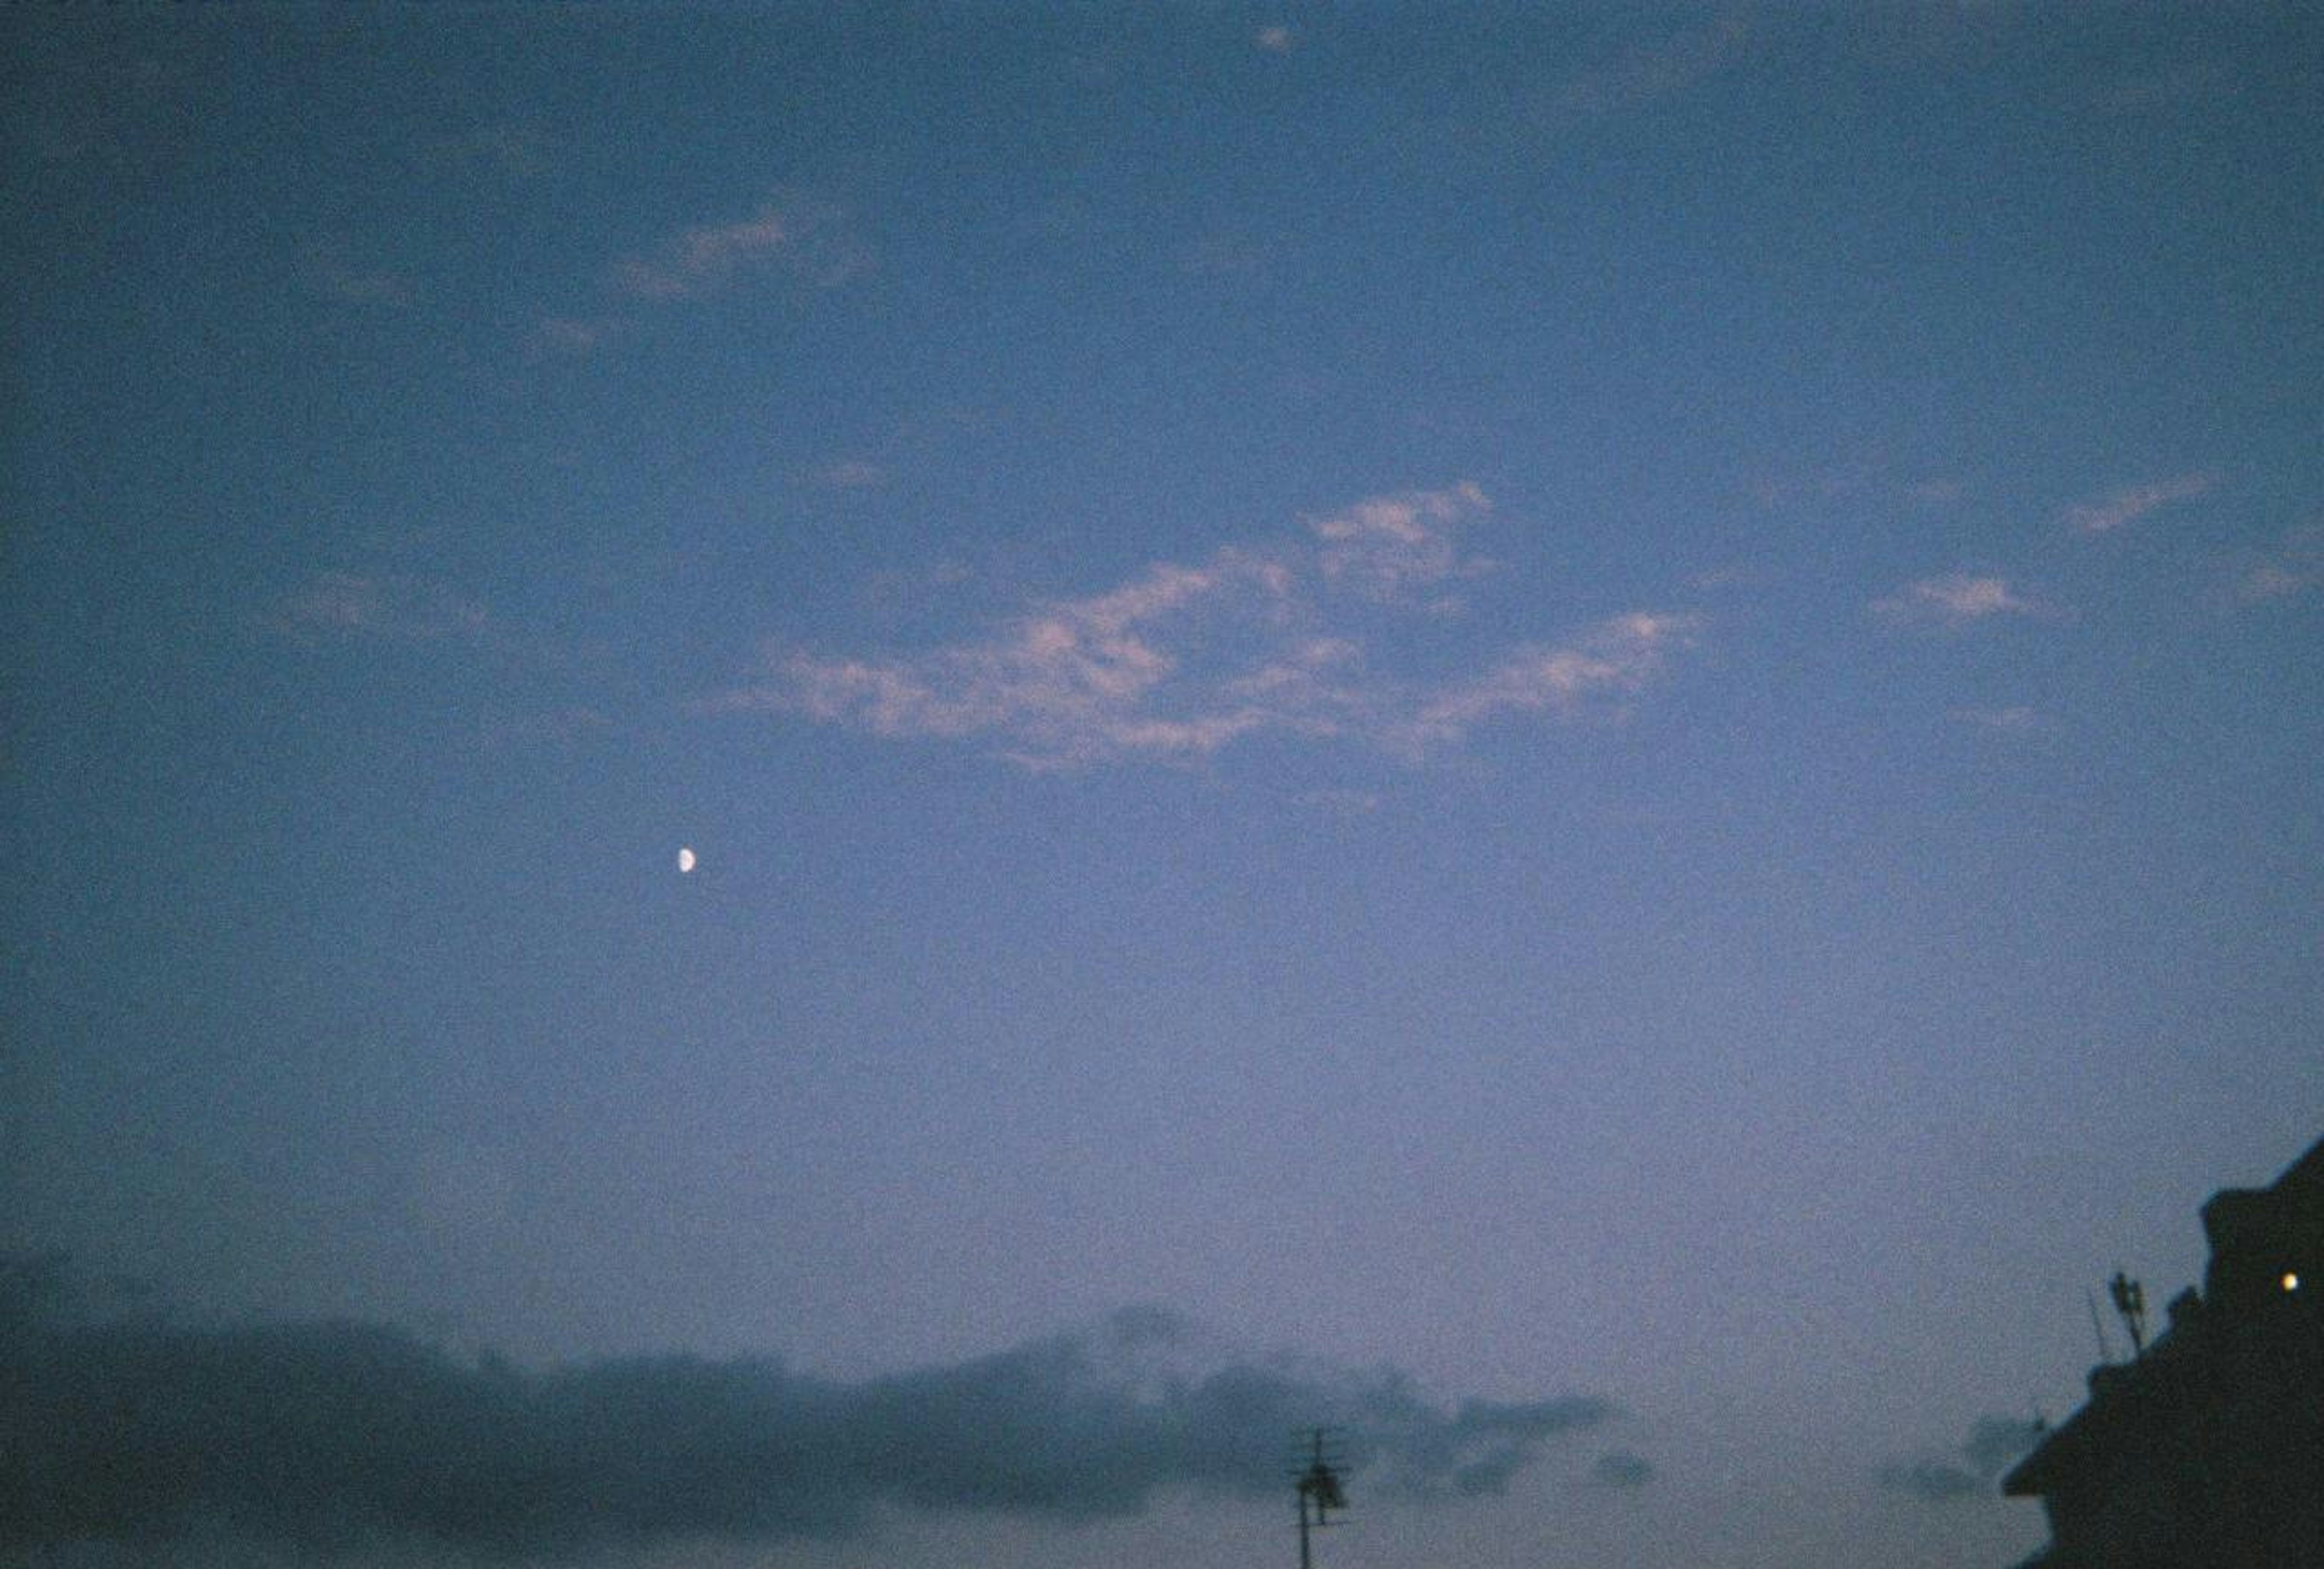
[2003,1134,2324,1567]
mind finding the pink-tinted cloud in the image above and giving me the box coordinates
[616,209,792,300]
[718,487,1700,769]
[614,198,867,302]
[276,572,489,642]
[1408,613,1699,745]
[2063,472,2217,535]
[732,550,1294,768]
[1308,481,1492,604]
[1872,573,2044,626]
[2231,525,2324,604]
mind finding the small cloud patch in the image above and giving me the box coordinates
[1872,573,2044,627]
[1876,1415,2043,1505]
[1590,1451,1655,1489]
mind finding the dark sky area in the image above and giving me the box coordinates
[5,7,2321,1568]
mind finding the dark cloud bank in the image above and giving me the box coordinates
[2,1260,1616,1559]
[1874,1415,2044,1504]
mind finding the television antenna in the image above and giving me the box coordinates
[1290,1427,1348,1569]
[2085,1286,2118,1364]
[2108,1271,2148,1358]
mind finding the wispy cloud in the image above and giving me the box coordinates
[1871,573,2044,627]
[2063,471,2217,535]
[614,197,867,302]
[1405,614,1699,748]
[734,549,1298,768]
[715,485,1701,768]
[1255,25,1295,54]
[2231,524,2324,604]
[274,572,490,643]
[616,208,792,300]
[1310,480,1493,605]
[537,196,866,352]
[2,1273,1613,1558]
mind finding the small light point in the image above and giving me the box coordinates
[2283,1271,2301,1293]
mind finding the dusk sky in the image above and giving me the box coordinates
[5,6,2322,1568]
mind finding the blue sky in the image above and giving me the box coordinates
[5,7,2321,1568]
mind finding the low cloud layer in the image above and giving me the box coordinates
[717,484,1699,768]
[1874,1415,2044,1504]
[2,1267,1612,1559]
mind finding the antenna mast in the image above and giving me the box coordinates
[1291,1428,1348,1569]
[2086,1286,2117,1364]
[2108,1271,2148,1358]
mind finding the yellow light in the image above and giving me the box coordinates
[2285,1272,2302,1293]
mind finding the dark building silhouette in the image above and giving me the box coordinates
[2003,1135,2324,1567]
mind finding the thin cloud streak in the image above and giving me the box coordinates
[715,486,1701,768]
[613,197,867,301]
[274,572,490,644]
[2232,524,2324,604]
[537,196,867,352]
[615,208,792,300]
[2063,472,2216,535]
[1405,614,1699,748]
[1,1280,1615,1559]
[1871,573,2044,627]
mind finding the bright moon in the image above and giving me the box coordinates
[677,847,697,874]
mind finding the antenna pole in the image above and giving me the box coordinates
[2086,1286,2115,1364]
[1292,1427,1346,1569]
[2108,1272,2147,1358]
